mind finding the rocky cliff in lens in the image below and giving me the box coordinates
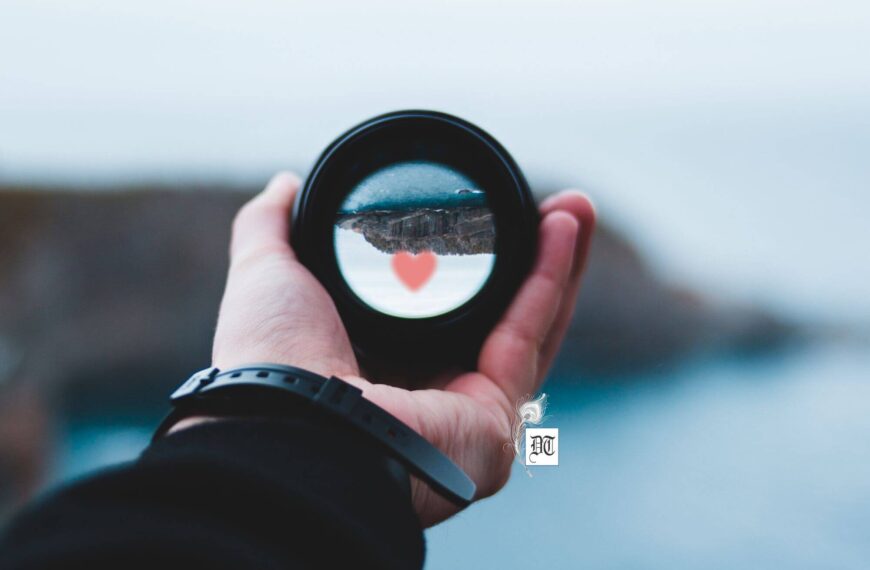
[335,206,495,255]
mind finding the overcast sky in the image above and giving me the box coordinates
[2,0,867,180]
[1,0,868,317]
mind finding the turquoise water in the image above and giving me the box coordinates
[427,346,870,569]
[58,344,870,569]
[338,161,485,214]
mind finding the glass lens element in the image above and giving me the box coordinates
[334,160,496,318]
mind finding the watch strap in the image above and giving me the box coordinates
[154,364,476,507]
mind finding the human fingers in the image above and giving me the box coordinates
[536,190,596,378]
[229,171,301,264]
[477,210,579,402]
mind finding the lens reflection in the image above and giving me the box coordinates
[334,160,496,318]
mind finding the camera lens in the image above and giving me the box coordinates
[293,110,537,368]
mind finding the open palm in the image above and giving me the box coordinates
[207,172,595,527]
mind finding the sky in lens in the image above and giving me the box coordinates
[334,228,494,318]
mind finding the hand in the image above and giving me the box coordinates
[205,171,595,527]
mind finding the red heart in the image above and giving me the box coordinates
[391,251,437,291]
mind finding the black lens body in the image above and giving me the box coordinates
[292,110,538,370]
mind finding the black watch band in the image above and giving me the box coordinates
[154,363,476,507]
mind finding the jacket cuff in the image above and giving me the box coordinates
[141,412,424,569]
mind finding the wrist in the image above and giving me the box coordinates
[154,364,476,507]
[165,415,221,435]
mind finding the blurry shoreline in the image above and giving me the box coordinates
[0,180,810,519]
[0,181,803,385]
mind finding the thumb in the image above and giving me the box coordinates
[230,172,301,263]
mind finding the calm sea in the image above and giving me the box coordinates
[59,344,870,569]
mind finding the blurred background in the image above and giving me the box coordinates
[1,0,868,568]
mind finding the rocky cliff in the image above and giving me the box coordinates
[336,206,495,255]
[0,183,799,515]
[0,184,798,401]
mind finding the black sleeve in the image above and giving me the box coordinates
[0,408,425,570]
